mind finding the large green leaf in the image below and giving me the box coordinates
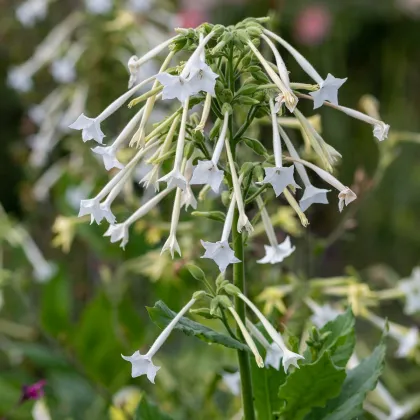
[307,339,386,420]
[278,352,346,420]
[147,301,249,352]
[305,308,355,367]
[135,395,173,420]
[251,358,287,420]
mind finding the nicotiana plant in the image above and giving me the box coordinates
[67,17,394,419]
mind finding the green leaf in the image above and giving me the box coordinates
[135,395,173,420]
[147,301,249,352]
[307,339,386,420]
[305,308,355,367]
[243,137,268,156]
[278,352,346,420]
[191,210,226,223]
[251,359,287,420]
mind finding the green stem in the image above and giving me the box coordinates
[232,209,255,420]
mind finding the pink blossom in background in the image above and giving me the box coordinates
[293,4,332,46]
[20,380,47,403]
[175,8,208,28]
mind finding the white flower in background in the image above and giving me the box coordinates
[201,240,241,273]
[156,32,218,103]
[69,75,156,143]
[221,372,240,396]
[91,146,124,171]
[85,0,112,14]
[104,224,129,249]
[190,111,228,193]
[16,0,48,27]
[79,198,116,225]
[257,237,295,265]
[305,298,342,328]
[50,58,76,84]
[290,157,356,212]
[122,297,197,383]
[399,267,420,315]
[32,399,51,420]
[247,320,283,370]
[65,184,93,210]
[7,66,33,92]
[395,327,419,358]
[127,0,152,13]
[238,293,304,372]
[263,29,347,110]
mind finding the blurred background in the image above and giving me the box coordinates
[1,0,420,419]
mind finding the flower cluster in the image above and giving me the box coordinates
[67,18,390,382]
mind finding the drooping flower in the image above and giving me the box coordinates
[238,293,304,372]
[201,240,241,273]
[190,110,228,193]
[299,185,330,212]
[79,198,116,225]
[180,159,198,210]
[398,267,420,315]
[91,146,124,171]
[264,29,347,110]
[257,237,295,265]
[122,297,197,383]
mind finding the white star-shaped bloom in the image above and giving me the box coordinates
[299,185,330,212]
[282,348,305,373]
[257,236,295,265]
[265,343,283,370]
[104,223,129,248]
[158,169,187,190]
[274,91,299,113]
[399,268,420,315]
[221,372,240,396]
[201,240,241,272]
[69,113,105,144]
[7,67,33,92]
[309,303,342,328]
[78,198,115,225]
[91,146,124,171]
[121,351,160,383]
[156,55,218,103]
[310,74,347,109]
[16,0,47,27]
[190,160,224,193]
[373,121,390,141]
[338,187,357,212]
[161,234,181,258]
[50,58,76,84]
[261,166,300,197]
[140,167,160,191]
[395,327,419,358]
[181,185,197,211]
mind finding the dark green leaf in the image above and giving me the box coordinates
[147,301,249,352]
[243,137,268,156]
[307,339,386,420]
[135,395,173,420]
[278,352,346,420]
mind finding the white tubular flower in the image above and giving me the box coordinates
[122,297,197,383]
[85,0,112,14]
[221,372,241,396]
[195,92,212,132]
[290,157,356,212]
[263,29,347,110]
[181,159,197,210]
[161,162,187,258]
[50,43,84,84]
[228,306,264,368]
[128,35,180,88]
[398,267,420,315]
[247,41,298,113]
[261,100,300,197]
[91,146,124,171]
[69,75,156,143]
[304,298,342,328]
[79,198,116,225]
[238,293,304,373]
[158,98,190,190]
[246,320,283,370]
[256,196,295,265]
[141,116,180,191]
[59,85,89,130]
[225,134,253,233]
[7,65,33,92]
[16,0,48,27]
[395,327,419,358]
[278,125,330,211]
[156,32,218,103]
[190,112,228,193]
[322,100,390,141]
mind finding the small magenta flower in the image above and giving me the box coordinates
[20,380,47,403]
